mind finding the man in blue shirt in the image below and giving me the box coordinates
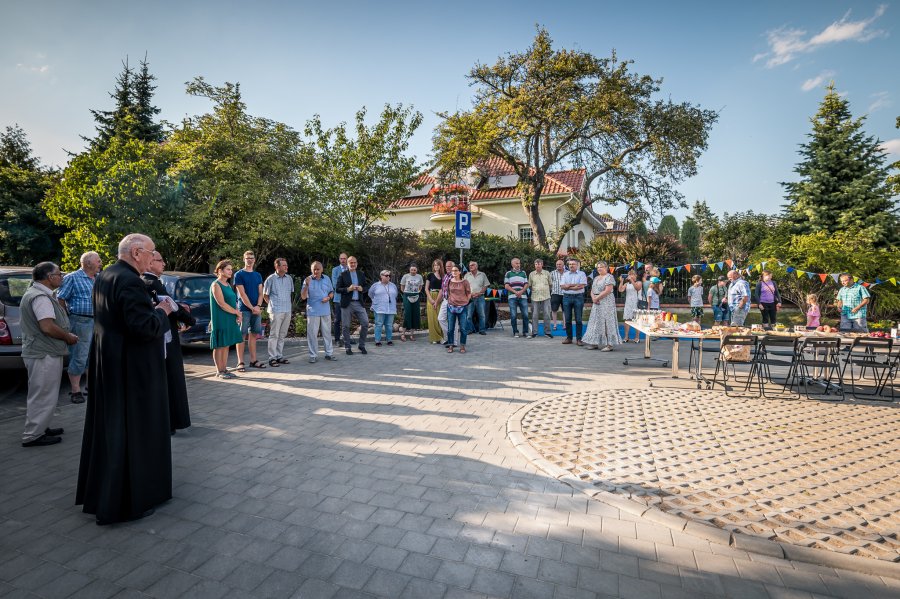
[301,261,336,363]
[836,274,870,332]
[234,250,266,369]
[331,253,348,343]
[726,270,752,326]
[57,251,102,403]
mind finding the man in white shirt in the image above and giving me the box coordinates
[464,261,490,335]
[560,259,587,346]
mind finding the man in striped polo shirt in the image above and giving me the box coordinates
[504,258,530,338]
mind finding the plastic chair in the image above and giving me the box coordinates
[750,335,800,398]
[840,337,895,401]
[796,337,844,401]
[712,334,757,397]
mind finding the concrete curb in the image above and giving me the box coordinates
[506,395,900,580]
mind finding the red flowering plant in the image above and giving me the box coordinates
[430,183,471,213]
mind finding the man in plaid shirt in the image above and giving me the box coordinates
[836,274,870,333]
[57,251,102,404]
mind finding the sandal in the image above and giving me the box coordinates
[400,334,407,342]
[268,359,281,367]
[447,346,454,353]
[218,371,237,379]
[249,360,267,369]
[277,358,290,364]
[236,362,246,372]
[459,347,466,353]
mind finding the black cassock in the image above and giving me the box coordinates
[142,272,195,432]
[76,260,172,523]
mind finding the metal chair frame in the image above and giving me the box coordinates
[796,337,844,401]
[840,337,896,402]
[712,334,758,397]
[749,335,800,398]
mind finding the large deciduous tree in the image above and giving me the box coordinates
[782,83,897,247]
[165,78,310,269]
[433,28,717,253]
[0,125,62,264]
[304,104,422,238]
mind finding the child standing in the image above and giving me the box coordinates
[688,275,704,323]
[647,277,661,310]
[806,294,821,330]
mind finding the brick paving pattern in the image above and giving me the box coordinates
[2,333,899,598]
[519,389,900,563]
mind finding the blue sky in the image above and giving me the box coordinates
[3,0,898,224]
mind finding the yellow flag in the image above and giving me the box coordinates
[890,277,897,285]
[668,267,675,275]
[796,270,805,278]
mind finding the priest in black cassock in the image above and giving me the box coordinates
[76,233,175,525]
[142,250,195,434]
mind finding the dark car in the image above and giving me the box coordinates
[0,267,34,369]
[159,271,217,345]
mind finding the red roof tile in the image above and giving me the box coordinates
[389,164,585,210]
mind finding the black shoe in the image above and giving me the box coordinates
[346,348,354,355]
[386,341,393,346]
[359,347,368,355]
[479,331,487,335]
[70,391,85,404]
[22,434,61,447]
[45,427,64,436]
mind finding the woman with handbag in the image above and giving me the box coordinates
[618,269,642,343]
[399,264,423,341]
[425,259,445,343]
[755,270,781,330]
[445,266,471,353]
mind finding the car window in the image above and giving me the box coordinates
[177,276,216,300]
[0,274,33,307]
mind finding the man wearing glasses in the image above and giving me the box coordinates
[19,262,78,447]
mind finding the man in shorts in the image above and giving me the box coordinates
[235,250,267,369]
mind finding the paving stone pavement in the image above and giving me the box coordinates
[515,389,900,563]
[2,331,900,599]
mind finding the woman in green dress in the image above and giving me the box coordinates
[210,260,244,379]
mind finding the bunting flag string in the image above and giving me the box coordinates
[601,257,899,289]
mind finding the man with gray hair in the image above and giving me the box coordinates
[301,261,335,362]
[726,269,751,326]
[20,262,78,447]
[77,233,175,525]
[264,257,294,365]
[57,251,102,403]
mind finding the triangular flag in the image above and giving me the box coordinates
[755,264,762,272]
[676,265,683,272]
[806,272,815,279]
[862,282,870,288]
[890,277,897,285]
[778,261,784,267]
[725,259,733,268]
[684,264,691,273]
[700,263,707,272]
[636,261,644,268]
[747,263,754,272]
[668,267,675,275]
[786,266,795,273]
[761,261,767,269]
[831,274,841,283]
[853,276,859,283]
[716,261,724,270]
[875,278,883,284]
[818,273,827,283]
[796,270,805,278]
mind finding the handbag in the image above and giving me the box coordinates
[447,303,467,315]
[636,287,648,310]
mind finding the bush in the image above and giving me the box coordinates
[292,312,307,337]
[420,230,555,283]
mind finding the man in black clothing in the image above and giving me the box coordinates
[335,256,370,355]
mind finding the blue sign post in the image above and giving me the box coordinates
[455,210,471,264]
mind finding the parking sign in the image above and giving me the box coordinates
[455,211,471,249]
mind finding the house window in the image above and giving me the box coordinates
[519,226,533,242]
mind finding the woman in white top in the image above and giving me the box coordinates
[647,277,662,310]
[618,269,642,343]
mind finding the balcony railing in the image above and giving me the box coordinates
[430,198,480,221]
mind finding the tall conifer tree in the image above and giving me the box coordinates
[132,55,164,143]
[782,83,897,247]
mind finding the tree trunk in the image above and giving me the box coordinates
[522,182,548,248]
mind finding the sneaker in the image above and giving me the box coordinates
[359,347,368,354]
[528,334,536,339]
[346,348,354,355]
[600,345,613,352]
[386,341,393,346]
[309,357,317,363]
[375,342,382,347]
[544,333,553,338]
[513,334,520,338]
[325,355,336,361]
[70,391,85,404]
[562,338,573,345]
[478,331,486,335]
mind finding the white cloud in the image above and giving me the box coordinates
[16,63,50,74]
[801,70,835,92]
[880,138,900,155]
[755,5,887,68]
[868,91,891,113]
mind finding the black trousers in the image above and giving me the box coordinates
[760,302,778,327]
[332,303,342,339]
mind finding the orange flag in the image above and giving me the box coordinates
[684,264,691,273]
[818,273,827,283]
[725,259,733,268]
